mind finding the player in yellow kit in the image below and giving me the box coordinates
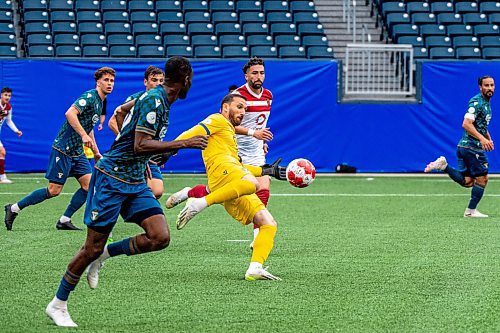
[172,93,286,281]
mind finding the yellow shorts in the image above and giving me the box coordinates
[207,161,250,191]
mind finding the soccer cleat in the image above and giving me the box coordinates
[4,204,18,231]
[175,198,206,230]
[464,208,489,218]
[45,299,78,327]
[245,266,282,281]
[424,156,448,173]
[0,178,13,184]
[165,187,191,209]
[56,220,83,231]
[86,256,105,289]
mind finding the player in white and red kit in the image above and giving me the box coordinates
[166,57,274,245]
[0,87,22,184]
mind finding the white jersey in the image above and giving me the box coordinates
[0,102,18,147]
[233,83,273,166]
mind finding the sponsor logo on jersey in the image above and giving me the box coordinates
[159,126,167,140]
[155,98,162,108]
[91,209,99,221]
[202,118,212,125]
[147,112,156,125]
[58,172,63,178]
[92,114,99,124]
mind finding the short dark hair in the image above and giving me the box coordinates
[144,66,164,80]
[242,57,264,74]
[164,56,192,83]
[1,87,12,94]
[94,67,116,81]
[220,93,247,110]
[478,75,494,86]
[228,84,238,93]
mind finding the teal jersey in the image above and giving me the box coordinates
[96,85,170,183]
[125,90,145,103]
[458,93,492,151]
[53,89,103,156]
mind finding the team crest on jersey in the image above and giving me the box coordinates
[202,118,212,125]
[91,209,99,221]
[266,99,271,106]
[92,114,99,124]
[147,112,156,124]
[468,107,475,114]
[78,99,87,107]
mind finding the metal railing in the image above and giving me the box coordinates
[344,44,414,96]
[343,0,357,43]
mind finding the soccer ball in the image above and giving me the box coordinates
[286,158,316,188]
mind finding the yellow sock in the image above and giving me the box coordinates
[251,224,277,264]
[205,179,256,206]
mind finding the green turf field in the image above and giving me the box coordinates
[2,174,500,332]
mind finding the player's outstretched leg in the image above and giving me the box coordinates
[4,204,17,231]
[165,186,192,209]
[57,188,88,231]
[464,179,488,218]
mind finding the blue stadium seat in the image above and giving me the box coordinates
[397,35,424,47]
[222,45,249,58]
[239,11,265,24]
[453,36,479,48]
[108,34,134,46]
[447,24,473,37]
[82,45,109,57]
[56,45,81,57]
[247,35,273,46]
[474,24,500,37]
[391,24,419,39]
[54,33,79,46]
[294,12,320,24]
[0,45,16,57]
[462,13,488,26]
[219,34,245,47]
[105,22,131,35]
[191,34,217,46]
[156,0,182,12]
[413,47,429,60]
[102,11,129,22]
[480,2,500,14]
[75,0,100,11]
[0,23,14,34]
[251,45,278,58]
[420,24,446,37]
[110,45,136,57]
[386,13,411,29]
[307,46,334,59]
[0,1,11,10]
[430,2,454,15]
[297,23,324,36]
[381,2,405,15]
[81,33,107,46]
[210,1,234,12]
[157,12,183,23]
[183,1,208,12]
[267,12,293,24]
[136,34,162,46]
[411,13,436,25]
[425,36,452,48]
[429,47,455,59]
[194,45,221,58]
[24,11,49,23]
[270,23,296,35]
[454,2,478,14]
[132,22,159,36]
[26,33,52,46]
[188,23,214,35]
[76,11,101,23]
[101,0,127,12]
[489,13,500,25]
[78,22,103,34]
[302,35,328,46]
[0,11,12,22]
[130,12,157,23]
[236,1,261,12]
[22,0,47,12]
[25,22,50,34]
[275,35,301,47]
[213,11,238,23]
[129,0,155,12]
[138,45,165,58]
[166,45,193,57]
[279,45,306,58]
[480,36,500,47]
[437,13,462,26]
[263,1,288,13]
[215,23,241,35]
[455,47,481,59]
[184,11,210,23]
[243,23,268,35]
[406,2,430,14]
[52,22,78,34]
[164,35,190,46]
[28,45,54,57]
[51,11,76,22]
[0,33,15,45]
[290,1,315,13]
[160,22,186,36]
[49,0,74,11]
[483,47,500,59]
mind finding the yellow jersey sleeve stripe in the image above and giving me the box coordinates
[199,122,211,135]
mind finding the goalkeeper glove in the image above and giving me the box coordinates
[262,158,287,180]
[150,150,178,166]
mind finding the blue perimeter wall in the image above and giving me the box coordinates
[0,60,499,173]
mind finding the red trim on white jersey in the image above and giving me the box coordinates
[234,84,273,113]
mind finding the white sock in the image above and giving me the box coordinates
[11,203,20,213]
[180,187,190,200]
[0,173,5,180]
[248,262,263,271]
[50,296,67,309]
[253,227,259,241]
[101,246,111,261]
[59,216,71,223]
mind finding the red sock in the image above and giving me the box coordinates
[188,184,209,198]
[0,158,4,174]
[256,189,270,206]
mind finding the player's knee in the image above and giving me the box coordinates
[47,185,62,197]
[151,231,170,250]
[463,179,474,188]
[475,176,488,187]
[153,188,164,199]
[0,149,6,158]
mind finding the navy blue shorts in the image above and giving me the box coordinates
[84,169,164,233]
[45,148,92,184]
[149,161,162,180]
[457,147,489,177]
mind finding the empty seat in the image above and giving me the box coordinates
[290,1,316,13]
[297,23,324,36]
[462,13,488,26]
[81,33,106,46]
[239,11,266,24]
[129,0,155,11]
[480,2,500,14]
[219,34,245,46]
[430,2,454,15]
[381,2,405,15]
[110,45,136,57]
[454,2,478,14]
[76,11,101,23]
[267,12,293,24]
[24,11,49,23]
[136,34,162,46]
[164,35,190,46]
[26,33,52,46]
[105,22,131,35]
[425,36,452,48]
[276,35,301,47]
[263,1,288,13]
[54,33,79,45]
[474,24,500,37]
[156,0,181,12]
[0,1,12,10]
[212,11,238,23]
[483,47,500,59]
[0,23,14,34]
[184,11,210,23]
[0,45,16,57]
[52,22,78,34]
[489,13,500,25]
[157,11,183,23]
[102,11,129,22]
[51,11,75,23]
[243,23,268,35]
[101,0,127,12]
[166,45,193,57]
[302,35,328,46]
[79,22,104,34]
[75,0,99,11]
[411,13,436,25]
[437,13,462,25]
[480,36,500,47]
[56,45,81,57]
[294,12,320,24]
[22,0,47,12]
[386,13,411,29]
[397,35,424,47]
[25,22,50,34]
[83,45,109,57]
[453,36,479,47]
[160,22,186,35]
[307,46,334,59]
[413,47,429,60]
[0,11,12,22]
[270,23,296,35]
[279,45,305,58]
[429,47,455,59]
[222,45,249,58]
[108,34,134,45]
[0,33,15,45]
[138,45,165,57]
[407,2,430,14]
[251,45,278,58]
[183,1,208,12]
[50,0,74,11]
[447,24,473,37]
[247,35,273,46]
[191,34,217,46]
[210,1,234,12]
[130,11,157,23]
[188,23,214,34]
[194,45,221,58]
[132,22,158,35]
[391,24,419,39]
[28,45,54,57]
[420,24,446,37]
[236,1,261,12]
[455,47,481,59]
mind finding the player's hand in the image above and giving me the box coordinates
[262,158,287,180]
[144,163,152,180]
[150,150,178,166]
[16,130,22,137]
[481,138,494,151]
[253,128,273,141]
[184,135,208,150]
[263,142,269,155]
[82,134,95,150]
[94,153,102,163]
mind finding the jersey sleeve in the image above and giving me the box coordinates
[199,114,225,135]
[464,99,479,121]
[72,91,95,115]
[5,109,19,133]
[175,114,224,140]
[135,92,161,136]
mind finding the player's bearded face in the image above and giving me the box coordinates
[246,65,265,90]
[228,99,246,126]
[178,72,193,100]
[481,78,495,99]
